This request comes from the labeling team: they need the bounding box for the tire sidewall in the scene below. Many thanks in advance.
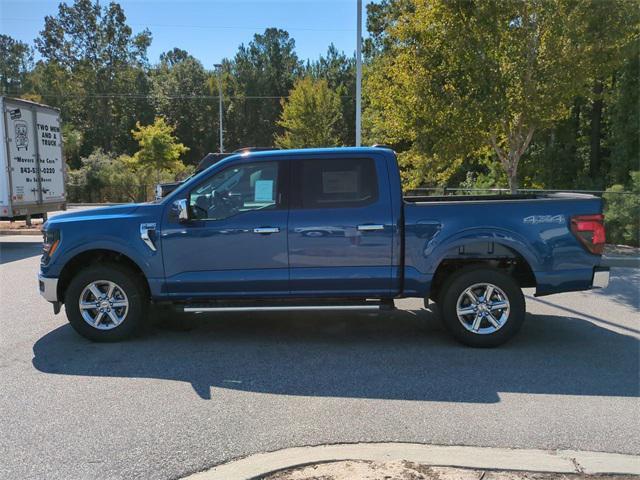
[65,264,147,342]
[439,267,525,347]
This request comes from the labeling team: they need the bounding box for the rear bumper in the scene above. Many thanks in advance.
[535,266,609,296]
[38,273,59,302]
[592,266,610,289]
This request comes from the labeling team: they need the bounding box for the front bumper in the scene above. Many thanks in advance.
[38,273,59,302]
[592,266,610,289]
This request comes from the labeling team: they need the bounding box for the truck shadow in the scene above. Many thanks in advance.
[0,242,42,265]
[32,308,639,402]
[591,267,640,310]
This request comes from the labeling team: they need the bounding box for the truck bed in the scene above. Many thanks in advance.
[403,192,596,203]
[401,192,604,297]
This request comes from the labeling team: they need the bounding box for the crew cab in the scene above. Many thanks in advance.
[38,147,609,347]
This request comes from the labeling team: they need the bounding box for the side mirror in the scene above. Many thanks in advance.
[173,198,189,223]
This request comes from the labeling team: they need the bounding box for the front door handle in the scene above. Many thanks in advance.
[253,227,280,234]
[357,224,384,232]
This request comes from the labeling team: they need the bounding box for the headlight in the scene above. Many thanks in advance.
[42,229,61,262]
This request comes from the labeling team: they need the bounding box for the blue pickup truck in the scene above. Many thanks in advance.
[38,147,609,347]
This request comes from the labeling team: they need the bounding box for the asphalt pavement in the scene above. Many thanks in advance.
[0,238,638,480]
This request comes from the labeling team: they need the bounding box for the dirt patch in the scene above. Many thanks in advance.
[0,219,44,231]
[261,461,637,480]
[261,460,478,480]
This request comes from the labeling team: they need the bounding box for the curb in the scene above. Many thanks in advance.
[67,203,123,207]
[0,235,42,243]
[0,229,41,236]
[602,255,640,268]
[182,443,640,480]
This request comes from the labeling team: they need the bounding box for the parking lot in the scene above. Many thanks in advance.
[0,237,638,480]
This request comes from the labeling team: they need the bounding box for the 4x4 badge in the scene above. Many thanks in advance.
[523,215,565,225]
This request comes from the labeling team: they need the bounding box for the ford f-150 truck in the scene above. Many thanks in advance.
[38,147,609,347]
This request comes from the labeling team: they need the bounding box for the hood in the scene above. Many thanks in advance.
[44,204,142,228]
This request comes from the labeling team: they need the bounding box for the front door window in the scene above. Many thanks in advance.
[189,161,279,221]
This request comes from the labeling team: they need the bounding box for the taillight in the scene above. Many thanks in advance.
[570,214,605,255]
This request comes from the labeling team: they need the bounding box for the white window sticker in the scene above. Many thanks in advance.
[322,171,358,194]
[254,180,274,202]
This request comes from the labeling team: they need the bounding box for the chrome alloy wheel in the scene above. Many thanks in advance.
[79,280,129,330]
[456,282,510,335]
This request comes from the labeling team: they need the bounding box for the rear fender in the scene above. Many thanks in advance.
[425,227,542,276]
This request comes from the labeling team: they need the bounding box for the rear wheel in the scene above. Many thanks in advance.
[438,267,525,347]
[64,263,148,342]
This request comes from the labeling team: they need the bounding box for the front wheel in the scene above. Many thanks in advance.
[64,263,148,342]
[439,267,525,347]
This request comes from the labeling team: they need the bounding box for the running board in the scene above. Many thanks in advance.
[183,305,382,313]
[181,299,393,313]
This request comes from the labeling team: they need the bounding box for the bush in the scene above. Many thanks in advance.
[66,148,194,203]
[604,171,640,247]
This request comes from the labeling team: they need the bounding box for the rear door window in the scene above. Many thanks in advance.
[293,158,378,209]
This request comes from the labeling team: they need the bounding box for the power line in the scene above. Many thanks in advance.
[3,17,355,33]
[7,92,355,99]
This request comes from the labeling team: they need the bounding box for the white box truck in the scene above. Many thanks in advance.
[0,97,66,221]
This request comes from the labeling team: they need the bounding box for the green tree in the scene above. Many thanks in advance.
[363,0,414,59]
[275,77,343,149]
[151,48,212,164]
[579,1,639,181]
[366,0,638,192]
[224,28,302,149]
[607,42,640,186]
[131,117,189,183]
[604,171,640,246]
[62,124,84,169]
[72,149,116,195]
[306,44,356,145]
[0,35,33,94]
[68,149,151,202]
[34,0,153,155]
[23,60,82,122]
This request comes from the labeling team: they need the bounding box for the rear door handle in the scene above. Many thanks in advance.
[357,224,384,232]
[253,227,280,234]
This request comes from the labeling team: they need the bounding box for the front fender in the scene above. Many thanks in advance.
[42,230,162,281]
[58,239,154,276]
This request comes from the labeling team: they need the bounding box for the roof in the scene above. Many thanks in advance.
[185,147,398,184]
[225,146,395,162]
[195,147,395,173]
[196,153,233,172]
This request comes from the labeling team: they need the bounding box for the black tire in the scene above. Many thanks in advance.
[438,266,525,347]
[64,263,148,342]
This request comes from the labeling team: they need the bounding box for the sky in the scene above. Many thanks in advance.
[0,0,371,66]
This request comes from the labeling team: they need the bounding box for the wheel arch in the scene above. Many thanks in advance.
[57,249,150,303]
[429,240,537,301]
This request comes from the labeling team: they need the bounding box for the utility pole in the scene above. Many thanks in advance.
[214,63,224,153]
[355,0,362,147]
